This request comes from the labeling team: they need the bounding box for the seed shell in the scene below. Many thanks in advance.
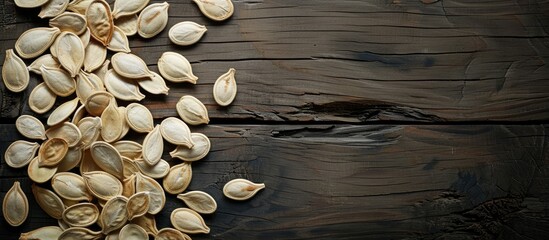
[3,181,29,227]
[2,49,30,92]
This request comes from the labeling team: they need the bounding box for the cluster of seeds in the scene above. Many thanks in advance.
[2,0,265,239]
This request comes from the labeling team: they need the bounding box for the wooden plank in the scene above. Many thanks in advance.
[1,0,549,122]
[0,124,548,239]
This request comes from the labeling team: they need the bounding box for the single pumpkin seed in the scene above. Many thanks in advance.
[111,52,154,79]
[58,227,102,240]
[137,2,170,38]
[40,65,76,97]
[4,140,40,168]
[170,208,210,234]
[85,91,114,116]
[162,162,192,195]
[134,158,170,179]
[169,21,207,46]
[127,192,150,220]
[135,172,165,215]
[170,133,210,162]
[77,116,102,149]
[86,0,114,46]
[100,195,128,234]
[62,202,99,227]
[142,125,163,166]
[83,39,107,72]
[104,69,145,101]
[101,99,124,143]
[113,140,142,160]
[29,82,57,114]
[28,54,60,75]
[125,103,154,133]
[45,122,83,148]
[56,31,85,77]
[2,182,29,227]
[115,14,138,36]
[2,49,30,92]
[176,95,210,125]
[16,115,47,140]
[14,0,49,8]
[90,141,125,179]
[108,26,131,53]
[19,226,63,240]
[156,228,192,240]
[38,138,69,167]
[79,149,103,174]
[32,184,66,220]
[213,68,237,106]
[51,172,93,201]
[119,223,148,240]
[76,71,99,105]
[160,117,194,148]
[177,190,217,214]
[39,0,69,18]
[28,156,58,183]
[67,0,93,14]
[223,178,265,201]
[49,12,88,35]
[15,27,60,59]
[112,0,149,19]
[57,146,84,172]
[122,156,140,179]
[137,71,169,95]
[157,52,197,83]
[193,0,234,21]
[47,97,80,126]
[83,171,123,201]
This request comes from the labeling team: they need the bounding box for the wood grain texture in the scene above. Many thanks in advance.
[0,0,548,122]
[1,124,548,239]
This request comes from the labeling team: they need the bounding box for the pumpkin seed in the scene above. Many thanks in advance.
[29,82,57,114]
[15,27,60,59]
[3,181,29,227]
[51,172,93,201]
[45,122,83,147]
[157,52,197,83]
[170,208,210,234]
[122,174,137,198]
[79,149,103,174]
[58,227,102,240]
[213,68,237,106]
[16,115,47,140]
[112,0,149,19]
[193,0,234,21]
[80,27,92,47]
[134,158,170,179]
[14,0,49,8]
[86,0,114,46]
[101,99,124,143]
[156,228,192,240]
[137,2,170,38]
[77,116,102,149]
[104,69,146,101]
[67,0,93,14]
[125,103,154,133]
[111,52,154,79]
[4,140,40,168]
[130,214,159,236]
[38,138,69,167]
[127,192,150,221]
[142,125,163,166]
[19,226,63,240]
[47,97,80,126]
[137,71,169,95]
[119,223,148,240]
[108,26,131,53]
[113,140,142,160]
[100,196,128,234]
[162,162,192,195]
[115,14,138,36]
[2,49,30,92]
[177,190,217,214]
[57,146,84,172]
[49,12,88,35]
[62,203,99,227]
[85,91,114,116]
[90,141,125,179]
[32,184,66,220]
[56,31,85,77]
[169,21,207,46]
[170,133,210,162]
[223,178,265,201]
[83,39,107,72]
[41,65,76,97]
[39,0,69,18]
[28,156,58,183]
[28,54,60,75]
[176,95,210,125]
[83,171,123,201]
[122,156,140,179]
[135,172,165,215]
[117,106,131,141]
[160,117,194,148]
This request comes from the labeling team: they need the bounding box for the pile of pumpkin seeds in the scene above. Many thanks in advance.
[2,0,265,239]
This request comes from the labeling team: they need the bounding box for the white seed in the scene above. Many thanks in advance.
[62,203,99,227]
[51,172,93,201]
[170,133,210,162]
[100,196,128,234]
[29,82,57,114]
[45,122,83,148]
[135,172,165,215]
[3,181,29,227]
[104,69,145,101]
[160,117,194,148]
[83,39,107,72]
[15,27,60,59]
[4,140,39,168]
[107,26,131,53]
[28,156,58,183]
[170,208,210,234]
[177,190,217,214]
[125,103,154,133]
[100,99,124,143]
[19,226,63,240]
[176,95,210,125]
[2,49,30,92]
[137,71,169,95]
[49,12,88,35]
[213,68,237,106]
[28,54,60,75]
[47,97,80,126]
[134,158,170,179]
[142,125,163,166]
[40,65,76,97]
[223,178,265,201]
[111,52,154,79]
[86,0,114,46]
[169,21,207,46]
[56,31,85,77]
[162,162,192,195]
[67,0,93,15]
[192,0,234,21]
[14,0,49,8]
[90,141,125,179]
[157,52,197,83]
[16,115,47,140]
[112,0,149,19]
[39,0,69,18]
[114,14,138,36]
[82,171,123,201]
[137,2,170,38]
[32,184,65,220]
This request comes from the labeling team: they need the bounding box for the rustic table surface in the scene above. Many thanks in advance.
[1,0,549,239]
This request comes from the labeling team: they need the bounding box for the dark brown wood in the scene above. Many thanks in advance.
[1,0,549,122]
[1,124,549,239]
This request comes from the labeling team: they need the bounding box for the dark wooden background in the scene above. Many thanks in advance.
[1,0,549,239]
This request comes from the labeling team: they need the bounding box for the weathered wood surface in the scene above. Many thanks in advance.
[1,124,549,239]
[0,0,549,122]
